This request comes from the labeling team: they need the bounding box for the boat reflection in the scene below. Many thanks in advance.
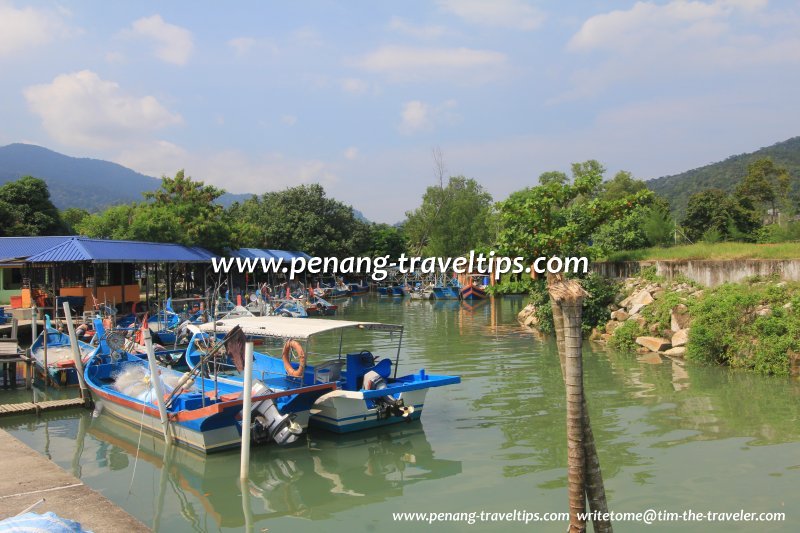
[87,414,461,528]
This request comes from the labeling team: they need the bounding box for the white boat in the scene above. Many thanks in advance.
[185,316,460,433]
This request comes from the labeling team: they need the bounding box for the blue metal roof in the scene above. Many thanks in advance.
[24,237,215,263]
[0,236,73,264]
[230,248,312,261]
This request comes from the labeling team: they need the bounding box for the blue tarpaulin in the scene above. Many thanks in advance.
[0,512,92,532]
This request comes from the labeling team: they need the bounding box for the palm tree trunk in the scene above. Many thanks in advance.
[548,274,612,533]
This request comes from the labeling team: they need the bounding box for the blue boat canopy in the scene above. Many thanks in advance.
[24,237,215,263]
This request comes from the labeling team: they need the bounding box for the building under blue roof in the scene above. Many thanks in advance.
[0,236,73,264]
[25,237,214,263]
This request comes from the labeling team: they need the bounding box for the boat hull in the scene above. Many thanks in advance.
[310,389,428,433]
[460,285,487,300]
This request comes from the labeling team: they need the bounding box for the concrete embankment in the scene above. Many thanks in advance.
[0,429,149,532]
[592,258,800,287]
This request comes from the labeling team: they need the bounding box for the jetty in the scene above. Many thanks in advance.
[0,397,87,417]
[0,430,149,531]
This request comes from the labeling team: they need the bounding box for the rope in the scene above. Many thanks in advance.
[127,394,149,497]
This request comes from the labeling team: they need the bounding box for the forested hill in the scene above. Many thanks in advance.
[647,136,800,219]
[0,143,248,211]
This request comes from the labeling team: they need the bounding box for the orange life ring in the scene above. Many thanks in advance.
[282,339,306,378]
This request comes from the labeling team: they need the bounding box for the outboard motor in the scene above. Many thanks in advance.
[363,370,415,420]
[250,380,303,445]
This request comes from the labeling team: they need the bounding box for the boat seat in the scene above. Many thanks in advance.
[314,359,345,383]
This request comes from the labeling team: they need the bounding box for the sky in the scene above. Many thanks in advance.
[1,0,799,223]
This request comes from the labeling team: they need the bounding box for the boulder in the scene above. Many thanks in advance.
[652,288,665,300]
[671,328,689,347]
[693,290,704,299]
[756,306,772,317]
[629,303,647,316]
[630,290,654,306]
[611,309,629,321]
[619,295,633,309]
[636,336,671,352]
[670,304,691,331]
[590,328,603,341]
[663,346,687,357]
[524,314,539,327]
[628,314,647,328]
[605,320,622,334]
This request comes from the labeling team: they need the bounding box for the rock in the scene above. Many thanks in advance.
[590,328,603,341]
[693,290,704,299]
[756,306,772,317]
[670,304,691,331]
[671,328,689,347]
[524,314,539,327]
[636,336,671,352]
[648,323,661,334]
[518,303,537,324]
[611,309,629,321]
[607,303,619,312]
[652,288,665,300]
[629,303,647,316]
[784,302,792,310]
[630,290,654,306]
[619,295,633,308]
[628,314,647,328]
[663,346,687,357]
[605,320,622,334]
[600,333,613,342]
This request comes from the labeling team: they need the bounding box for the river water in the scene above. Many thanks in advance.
[2,296,798,532]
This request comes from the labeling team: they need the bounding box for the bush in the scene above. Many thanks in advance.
[686,280,800,375]
[609,320,643,352]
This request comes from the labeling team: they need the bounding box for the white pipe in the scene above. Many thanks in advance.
[31,306,38,341]
[62,302,89,401]
[143,328,172,445]
[240,341,254,480]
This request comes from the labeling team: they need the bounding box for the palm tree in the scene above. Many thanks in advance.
[548,273,612,533]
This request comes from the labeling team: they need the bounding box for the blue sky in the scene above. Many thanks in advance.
[1,0,799,222]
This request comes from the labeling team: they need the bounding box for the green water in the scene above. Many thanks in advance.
[2,296,799,532]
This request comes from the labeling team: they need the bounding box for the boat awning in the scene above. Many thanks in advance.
[199,316,402,339]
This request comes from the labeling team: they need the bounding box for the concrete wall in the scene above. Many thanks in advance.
[592,259,800,287]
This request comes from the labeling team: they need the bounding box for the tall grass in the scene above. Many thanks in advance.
[603,242,800,262]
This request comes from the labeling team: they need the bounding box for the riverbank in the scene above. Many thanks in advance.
[518,270,800,376]
[0,429,149,532]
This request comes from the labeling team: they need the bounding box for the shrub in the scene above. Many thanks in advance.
[609,320,643,352]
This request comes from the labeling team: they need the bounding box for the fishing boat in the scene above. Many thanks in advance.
[84,320,335,453]
[29,320,96,386]
[346,281,370,296]
[186,316,460,433]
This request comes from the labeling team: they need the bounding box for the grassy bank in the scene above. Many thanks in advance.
[603,242,800,262]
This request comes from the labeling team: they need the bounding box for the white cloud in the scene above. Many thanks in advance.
[340,77,370,95]
[0,1,72,56]
[23,70,182,149]
[281,115,297,126]
[354,46,507,82]
[126,14,193,65]
[105,51,125,64]
[559,0,800,100]
[399,99,459,134]
[116,145,339,194]
[344,147,359,160]
[388,16,449,39]
[228,37,256,56]
[437,0,545,31]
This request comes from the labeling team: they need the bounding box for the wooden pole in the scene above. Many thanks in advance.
[62,302,90,404]
[240,341,254,480]
[42,316,49,388]
[143,328,172,445]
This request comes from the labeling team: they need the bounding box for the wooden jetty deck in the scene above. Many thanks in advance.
[0,397,87,418]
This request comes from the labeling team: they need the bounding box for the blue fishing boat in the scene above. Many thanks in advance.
[84,322,335,453]
[186,316,461,433]
[347,281,369,295]
[30,319,96,387]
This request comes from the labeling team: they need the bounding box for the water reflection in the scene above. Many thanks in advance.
[82,414,461,529]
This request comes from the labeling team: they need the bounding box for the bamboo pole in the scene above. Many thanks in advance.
[62,302,90,404]
[240,341,254,480]
[143,328,172,445]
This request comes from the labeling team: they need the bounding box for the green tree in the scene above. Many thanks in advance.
[598,170,648,201]
[0,176,67,236]
[61,207,90,234]
[78,170,231,252]
[228,184,370,257]
[404,176,494,257]
[736,158,791,224]
[365,223,407,259]
[496,160,653,263]
[682,189,760,242]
